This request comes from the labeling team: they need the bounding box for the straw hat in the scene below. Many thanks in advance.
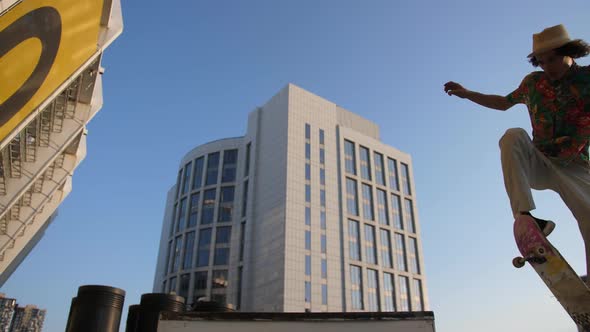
[528,24,579,57]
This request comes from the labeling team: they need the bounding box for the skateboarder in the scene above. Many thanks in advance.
[444,24,590,275]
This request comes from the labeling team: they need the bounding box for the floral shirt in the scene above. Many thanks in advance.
[506,63,590,165]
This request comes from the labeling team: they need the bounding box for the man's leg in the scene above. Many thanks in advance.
[499,128,552,217]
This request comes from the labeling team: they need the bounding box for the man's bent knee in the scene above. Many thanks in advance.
[499,128,529,149]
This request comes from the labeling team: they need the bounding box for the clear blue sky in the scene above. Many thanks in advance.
[3,1,590,331]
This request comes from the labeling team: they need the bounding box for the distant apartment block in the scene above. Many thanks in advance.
[0,0,123,286]
[153,84,429,313]
[0,295,45,332]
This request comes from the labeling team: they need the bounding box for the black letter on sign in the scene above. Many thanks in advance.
[0,7,61,126]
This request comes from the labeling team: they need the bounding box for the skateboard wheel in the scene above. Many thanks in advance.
[512,257,525,268]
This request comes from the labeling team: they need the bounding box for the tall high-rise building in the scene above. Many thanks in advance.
[9,305,45,332]
[153,84,429,313]
[0,0,123,286]
[0,295,16,332]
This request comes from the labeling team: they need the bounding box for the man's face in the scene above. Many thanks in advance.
[535,50,573,80]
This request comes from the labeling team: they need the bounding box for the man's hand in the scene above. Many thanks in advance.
[444,81,470,98]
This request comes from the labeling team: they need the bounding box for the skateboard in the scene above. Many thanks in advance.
[513,215,590,330]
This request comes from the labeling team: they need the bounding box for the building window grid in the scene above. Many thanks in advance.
[188,193,200,229]
[344,140,356,175]
[401,163,412,196]
[175,169,182,200]
[201,189,216,225]
[394,233,408,272]
[192,157,205,190]
[374,152,386,186]
[376,189,389,226]
[213,226,231,266]
[346,178,359,216]
[405,199,416,233]
[387,158,400,192]
[221,149,238,183]
[182,231,196,270]
[364,224,377,265]
[361,184,374,221]
[399,276,411,311]
[367,269,380,311]
[205,152,220,186]
[181,161,192,196]
[348,220,361,261]
[380,229,393,268]
[242,180,248,218]
[359,146,372,181]
[176,198,187,232]
[350,265,364,310]
[218,186,235,223]
[383,272,396,312]
[171,235,183,273]
[413,279,424,311]
[391,194,403,230]
[409,237,421,274]
[244,143,251,177]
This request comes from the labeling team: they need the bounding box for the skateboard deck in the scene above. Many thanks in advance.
[513,215,590,329]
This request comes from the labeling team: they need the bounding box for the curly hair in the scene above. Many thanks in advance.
[529,39,590,67]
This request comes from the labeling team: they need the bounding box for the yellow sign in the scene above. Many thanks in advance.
[0,0,104,142]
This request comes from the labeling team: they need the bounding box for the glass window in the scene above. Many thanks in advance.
[205,152,220,186]
[245,143,251,176]
[364,224,377,264]
[175,170,182,199]
[171,236,182,273]
[348,219,361,261]
[218,187,235,222]
[321,258,327,279]
[192,157,205,190]
[305,123,311,139]
[239,221,245,261]
[395,233,408,272]
[305,163,311,181]
[413,279,424,311]
[214,247,230,265]
[221,149,238,183]
[164,241,172,276]
[305,207,311,225]
[383,273,396,311]
[319,129,325,145]
[242,180,248,218]
[374,152,386,186]
[305,255,311,276]
[182,231,195,270]
[321,284,328,305]
[169,204,177,237]
[405,199,416,233]
[391,194,403,229]
[216,226,232,244]
[305,281,312,303]
[181,161,192,196]
[346,178,359,216]
[305,184,311,203]
[377,189,389,225]
[362,184,374,221]
[409,237,421,274]
[380,229,393,268]
[320,211,326,230]
[320,168,325,185]
[367,269,380,311]
[193,271,208,298]
[350,265,363,310]
[196,228,212,267]
[188,193,200,228]
[319,148,325,164]
[306,143,311,160]
[169,276,177,294]
[344,140,356,175]
[305,231,311,250]
[320,189,326,207]
[359,146,371,181]
[201,189,216,225]
[177,198,187,232]
[401,163,412,195]
[212,269,228,288]
[321,234,327,254]
[399,276,410,311]
[179,274,190,300]
[387,158,400,191]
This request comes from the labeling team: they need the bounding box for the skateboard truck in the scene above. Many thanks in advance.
[513,247,547,268]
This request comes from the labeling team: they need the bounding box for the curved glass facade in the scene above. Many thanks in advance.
[160,139,247,307]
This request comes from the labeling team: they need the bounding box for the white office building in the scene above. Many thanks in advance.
[153,84,429,313]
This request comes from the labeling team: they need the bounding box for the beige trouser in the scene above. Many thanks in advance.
[499,128,590,278]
